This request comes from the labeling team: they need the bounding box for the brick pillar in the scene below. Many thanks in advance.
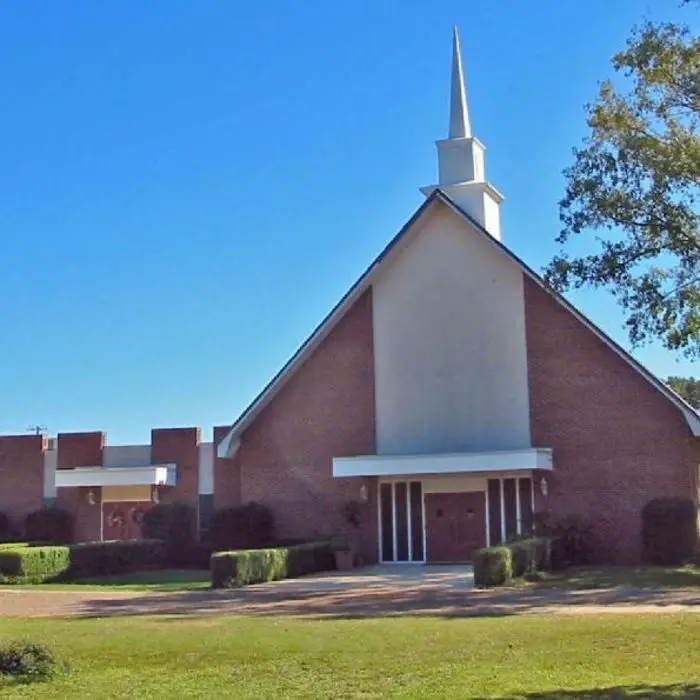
[56,432,105,542]
[151,427,200,508]
[213,425,241,509]
[0,435,45,536]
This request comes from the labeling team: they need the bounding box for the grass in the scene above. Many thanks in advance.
[0,569,211,593]
[528,565,700,591]
[0,615,698,698]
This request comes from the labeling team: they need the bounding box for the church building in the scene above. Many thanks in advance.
[214,28,700,565]
[1,29,698,563]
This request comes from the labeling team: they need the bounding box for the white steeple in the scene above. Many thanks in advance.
[449,26,471,139]
[421,27,504,240]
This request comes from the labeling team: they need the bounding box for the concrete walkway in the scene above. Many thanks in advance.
[0,565,698,619]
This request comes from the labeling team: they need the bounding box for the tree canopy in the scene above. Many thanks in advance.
[666,375,700,407]
[544,7,700,357]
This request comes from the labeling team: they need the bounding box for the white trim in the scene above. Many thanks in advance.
[99,499,104,542]
[406,482,413,562]
[55,465,176,488]
[215,190,700,459]
[499,478,505,544]
[515,477,522,536]
[333,448,552,478]
[421,486,427,564]
[391,481,397,562]
[485,484,491,547]
[377,482,384,563]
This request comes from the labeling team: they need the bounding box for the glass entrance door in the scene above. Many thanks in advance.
[379,480,425,562]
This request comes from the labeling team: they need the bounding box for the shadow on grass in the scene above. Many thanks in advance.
[537,566,700,591]
[494,683,700,698]
[69,579,700,620]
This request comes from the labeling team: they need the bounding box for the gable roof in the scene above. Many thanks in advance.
[218,189,700,457]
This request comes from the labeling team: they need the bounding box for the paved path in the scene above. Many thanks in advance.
[1,566,699,619]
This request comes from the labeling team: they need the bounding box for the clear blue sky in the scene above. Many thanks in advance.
[1,1,697,443]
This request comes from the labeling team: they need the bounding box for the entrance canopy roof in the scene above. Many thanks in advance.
[55,464,176,488]
[332,448,552,478]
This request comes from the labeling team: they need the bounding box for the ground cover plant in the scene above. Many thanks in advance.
[0,615,698,698]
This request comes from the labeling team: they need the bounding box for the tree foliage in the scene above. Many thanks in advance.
[545,9,700,356]
[666,375,700,407]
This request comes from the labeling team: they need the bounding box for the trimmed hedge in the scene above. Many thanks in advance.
[473,546,512,587]
[68,539,166,578]
[508,537,552,577]
[0,545,71,581]
[642,497,698,565]
[0,539,166,584]
[211,541,334,589]
[25,507,73,545]
[0,511,9,539]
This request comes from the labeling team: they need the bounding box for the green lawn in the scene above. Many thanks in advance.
[0,569,211,593]
[530,565,700,591]
[1,615,699,698]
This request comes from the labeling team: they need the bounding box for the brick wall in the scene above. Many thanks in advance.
[223,289,378,564]
[213,424,240,507]
[0,435,45,535]
[56,432,105,542]
[524,277,699,563]
[151,427,200,509]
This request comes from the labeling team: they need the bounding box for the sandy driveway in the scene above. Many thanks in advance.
[1,566,699,619]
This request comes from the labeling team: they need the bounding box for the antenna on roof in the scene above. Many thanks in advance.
[26,425,47,436]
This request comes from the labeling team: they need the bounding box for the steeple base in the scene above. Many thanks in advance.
[420,181,504,241]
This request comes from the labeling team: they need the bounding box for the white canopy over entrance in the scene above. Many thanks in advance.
[332,448,552,478]
[55,464,176,488]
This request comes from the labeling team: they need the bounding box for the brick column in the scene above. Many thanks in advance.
[0,435,45,535]
[56,432,105,542]
[213,425,241,509]
[151,427,200,508]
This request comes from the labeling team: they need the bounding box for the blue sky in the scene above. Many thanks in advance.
[1,1,697,443]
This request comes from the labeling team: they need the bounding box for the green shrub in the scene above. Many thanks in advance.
[211,541,332,589]
[210,502,274,552]
[24,507,73,545]
[508,537,552,577]
[472,546,513,587]
[642,497,698,565]
[0,642,62,682]
[67,539,166,578]
[0,546,71,582]
[0,512,8,539]
[141,503,198,568]
[0,540,166,583]
[534,512,594,568]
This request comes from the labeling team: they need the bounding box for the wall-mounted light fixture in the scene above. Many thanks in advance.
[152,486,160,505]
[540,476,549,498]
[87,489,97,506]
[359,484,368,503]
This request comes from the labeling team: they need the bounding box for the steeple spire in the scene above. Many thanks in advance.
[420,26,505,240]
[449,26,471,139]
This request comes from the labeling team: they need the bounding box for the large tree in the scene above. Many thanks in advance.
[544,8,700,357]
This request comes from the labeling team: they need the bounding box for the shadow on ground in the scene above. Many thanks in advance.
[492,683,700,698]
[70,582,700,620]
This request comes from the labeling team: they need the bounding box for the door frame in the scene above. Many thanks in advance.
[377,478,427,564]
[377,472,536,563]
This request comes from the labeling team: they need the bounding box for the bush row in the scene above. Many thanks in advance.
[211,541,334,589]
[0,539,166,584]
[473,536,552,587]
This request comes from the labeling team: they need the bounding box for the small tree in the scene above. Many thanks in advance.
[642,497,698,564]
[209,502,274,552]
[25,507,73,544]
